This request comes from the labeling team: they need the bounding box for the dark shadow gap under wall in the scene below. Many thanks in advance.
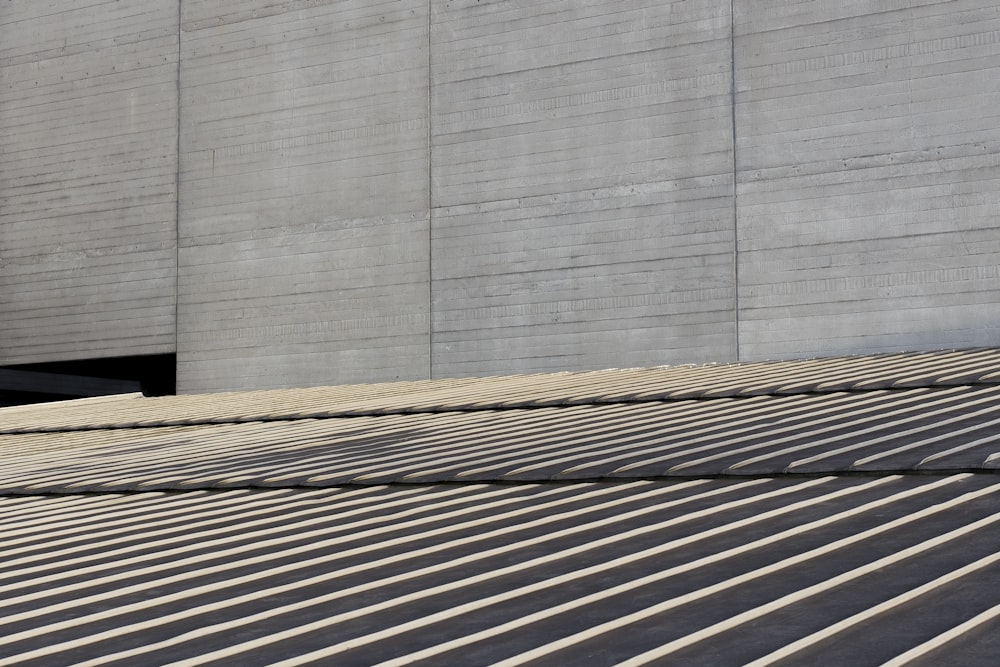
[0,354,176,406]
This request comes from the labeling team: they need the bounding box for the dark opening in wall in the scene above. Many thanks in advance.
[0,354,176,407]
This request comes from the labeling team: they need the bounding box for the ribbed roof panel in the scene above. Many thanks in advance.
[1,386,999,492]
[2,349,1000,433]
[3,350,1000,664]
[1,476,998,665]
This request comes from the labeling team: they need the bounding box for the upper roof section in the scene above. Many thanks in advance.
[2,349,1000,493]
[3,348,1000,434]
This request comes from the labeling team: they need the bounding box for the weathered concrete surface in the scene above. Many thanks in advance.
[735,0,1000,360]
[0,0,178,364]
[175,1,430,392]
[429,0,737,376]
[5,0,1000,391]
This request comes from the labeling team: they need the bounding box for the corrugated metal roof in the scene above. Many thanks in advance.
[3,348,1000,433]
[2,476,998,666]
[1,349,999,665]
[2,384,999,492]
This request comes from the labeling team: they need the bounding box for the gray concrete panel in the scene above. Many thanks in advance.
[176,0,430,392]
[735,0,1000,360]
[429,0,737,376]
[0,0,179,364]
[7,0,1000,391]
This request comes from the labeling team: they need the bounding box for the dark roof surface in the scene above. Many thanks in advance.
[1,350,999,665]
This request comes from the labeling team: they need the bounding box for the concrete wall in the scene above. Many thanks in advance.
[0,0,178,365]
[3,0,1000,392]
[735,0,1000,360]
[429,0,736,376]
[175,0,738,391]
[176,0,430,392]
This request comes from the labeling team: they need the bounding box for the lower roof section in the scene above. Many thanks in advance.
[2,475,998,666]
[2,349,1000,665]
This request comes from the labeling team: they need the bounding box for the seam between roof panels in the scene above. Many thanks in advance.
[0,468,995,498]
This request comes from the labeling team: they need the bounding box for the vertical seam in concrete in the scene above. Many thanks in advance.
[730,0,741,362]
[427,0,434,380]
[174,0,183,367]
